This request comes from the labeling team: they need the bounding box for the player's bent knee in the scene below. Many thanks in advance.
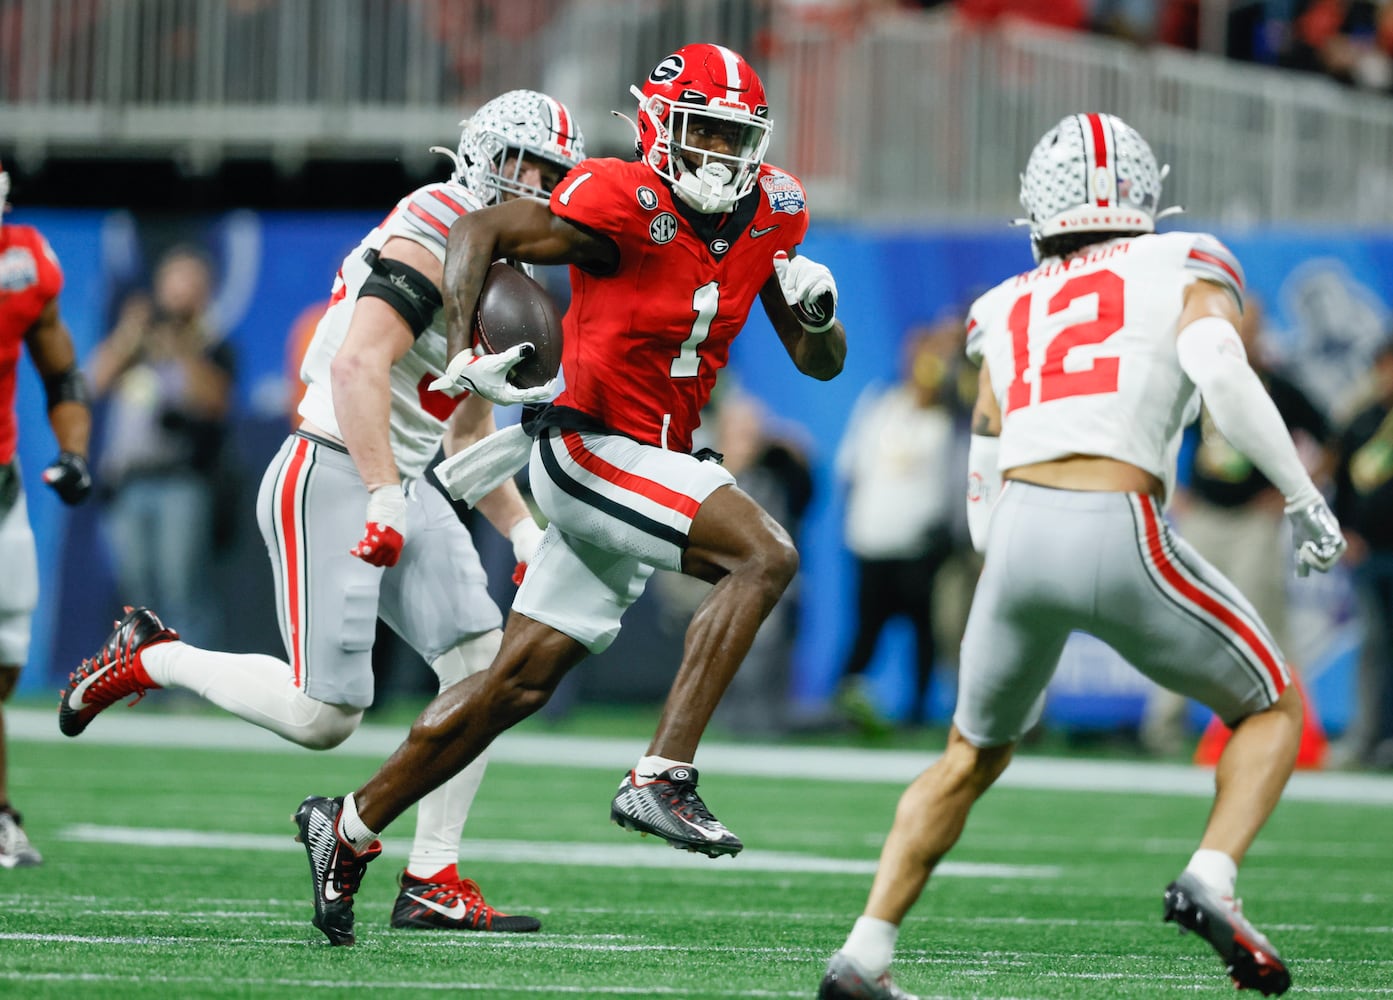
[295,699,364,750]
[431,629,502,692]
[943,729,1014,791]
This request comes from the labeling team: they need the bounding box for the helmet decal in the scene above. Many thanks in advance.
[437,89,586,206]
[1019,113,1168,262]
[650,54,684,84]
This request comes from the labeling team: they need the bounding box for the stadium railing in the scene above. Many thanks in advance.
[2,0,1391,224]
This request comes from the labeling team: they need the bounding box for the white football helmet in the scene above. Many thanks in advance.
[1019,113,1170,262]
[436,90,585,204]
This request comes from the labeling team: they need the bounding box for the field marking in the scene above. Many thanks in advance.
[13,709,1393,806]
[2,955,1391,998]
[56,823,1059,879]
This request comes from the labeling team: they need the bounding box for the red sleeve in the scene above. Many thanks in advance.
[550,159,640,238]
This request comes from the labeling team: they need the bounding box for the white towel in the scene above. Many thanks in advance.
[434,423,532,506]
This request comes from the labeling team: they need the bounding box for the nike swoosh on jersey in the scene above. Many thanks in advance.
[67,663,115,711]
[406,891,467,920]
[749,224,780,238]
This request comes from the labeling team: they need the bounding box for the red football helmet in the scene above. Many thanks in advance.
[630,43,771,214]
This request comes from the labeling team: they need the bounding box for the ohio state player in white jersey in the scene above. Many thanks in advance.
[820,115,1344,1000]
[58,91,583,940]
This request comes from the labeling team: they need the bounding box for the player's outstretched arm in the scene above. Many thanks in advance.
[1175,279,1346,574]
[759,254,845,380]
[443,199,616,361]
[25,298,93,505]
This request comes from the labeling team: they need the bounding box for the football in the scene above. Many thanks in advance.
[473,261,564,389]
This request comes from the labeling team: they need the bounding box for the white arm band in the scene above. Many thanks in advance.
[1175,316,1320,510]
[967,434,1002,554]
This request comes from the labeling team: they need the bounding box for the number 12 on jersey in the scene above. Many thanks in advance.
[1006,269,1125,414]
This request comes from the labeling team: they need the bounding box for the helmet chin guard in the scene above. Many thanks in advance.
[1019,113,1173,262]
[630,43,771,214]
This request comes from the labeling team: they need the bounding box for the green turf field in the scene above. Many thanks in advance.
[2,705,1390,999]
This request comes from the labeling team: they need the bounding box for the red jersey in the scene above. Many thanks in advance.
[549,158,809,452]
[0,224,63,464]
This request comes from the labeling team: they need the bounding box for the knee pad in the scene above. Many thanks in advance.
[431,629,502,692]
[296,697,364,750]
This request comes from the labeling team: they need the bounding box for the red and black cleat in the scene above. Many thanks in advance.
[391,869,540,932]
[1164,871,1291,996]
[58,606,177,737]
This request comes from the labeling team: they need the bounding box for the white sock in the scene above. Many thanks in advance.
[140,642,361,749]
[409,750,488,877]
[843,916,899,978]
[1185,848,1238,898]
[338,793,379,853]
[636,754,688,780]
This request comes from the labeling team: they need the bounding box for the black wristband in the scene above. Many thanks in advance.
[42,366,90,412]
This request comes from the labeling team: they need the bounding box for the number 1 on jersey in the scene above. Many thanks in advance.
[1006,269,1125,413]
[671,281,719,378]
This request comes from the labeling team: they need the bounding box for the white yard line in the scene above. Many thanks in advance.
[12,708,1393,805]
[54,823,1058,879]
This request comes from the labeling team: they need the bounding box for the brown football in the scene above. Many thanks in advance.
[472,261,564,389]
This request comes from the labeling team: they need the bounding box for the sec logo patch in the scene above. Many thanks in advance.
[650,213,678,244]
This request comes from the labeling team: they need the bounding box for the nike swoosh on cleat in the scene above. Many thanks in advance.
[407,892,467,920]
[749,224,779,238]
[67,664,115,711]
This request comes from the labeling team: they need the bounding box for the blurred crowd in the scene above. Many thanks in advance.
[886,0,1393,94]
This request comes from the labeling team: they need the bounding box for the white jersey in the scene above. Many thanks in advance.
[297,180,485,481]
[966,231,1244,501]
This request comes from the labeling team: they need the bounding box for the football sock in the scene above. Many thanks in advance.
[636,754,688,780]
[140,643,362,748]
[408,750,488,878]
[338,793,379,854]
[406,863,460,884]
[843,915,899,978]
[1185,848,1238,899]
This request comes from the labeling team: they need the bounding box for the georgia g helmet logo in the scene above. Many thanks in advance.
[649,55,684,84]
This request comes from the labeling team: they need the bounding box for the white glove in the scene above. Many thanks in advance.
[1286,496,1346,577]
[508,517,545,585]
[428,343,556,406]
[773,251,838,333]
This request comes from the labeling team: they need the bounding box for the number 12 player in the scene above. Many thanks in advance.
[819,114,1345,999]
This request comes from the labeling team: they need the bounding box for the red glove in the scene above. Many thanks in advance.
[350,483,407,567]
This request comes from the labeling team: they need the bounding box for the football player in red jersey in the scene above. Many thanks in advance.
[293,43,846,938]
[0,159,92,868]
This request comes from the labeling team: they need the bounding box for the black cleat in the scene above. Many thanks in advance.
[1164,871,1291,995]
[293,795,382,946]
[390,870,540,932]
[59,606,177,737]
[818,951,921,1000]
[609,766,743,858]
